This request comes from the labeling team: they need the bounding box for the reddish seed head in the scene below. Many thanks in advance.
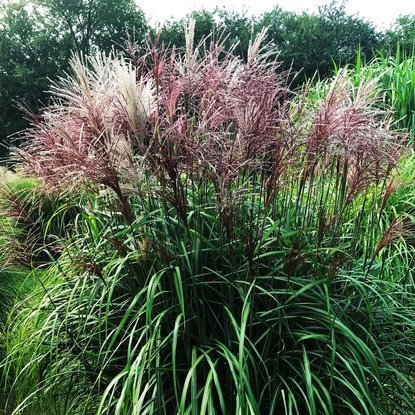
[15,27,401,227]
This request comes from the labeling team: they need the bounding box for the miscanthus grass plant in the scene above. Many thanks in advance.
[2,24,415,414]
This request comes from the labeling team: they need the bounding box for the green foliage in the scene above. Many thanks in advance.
[0,174,79,266]
[39,0,148,56]
[3,166,415,414]
[258,2,381,82]
[0,0,148,155]
[333,51,415,138]
[384,15,415,55]
[0,171,36,363]
[372,53,415,137]
[0,0,67,151]
[0,268,27,335]
[159,9,253,60]
[0,169,81,406]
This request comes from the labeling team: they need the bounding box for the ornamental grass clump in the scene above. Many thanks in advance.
[2,23,415,415]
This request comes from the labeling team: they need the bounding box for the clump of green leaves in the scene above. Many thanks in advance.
[2,25,415,415]
[333,49,415,140]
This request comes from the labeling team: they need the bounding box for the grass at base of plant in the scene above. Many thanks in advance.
[2,177,415,414]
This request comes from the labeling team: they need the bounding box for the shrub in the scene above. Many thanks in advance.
[2,23,415,414]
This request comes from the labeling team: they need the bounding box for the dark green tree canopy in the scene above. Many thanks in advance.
[159,9,254,60]
[384,15,415,55]
[0,1,66,149]
[39,0,148,56]
[0,0,148,153]
[159,3,380,82]
[258,2,381,81]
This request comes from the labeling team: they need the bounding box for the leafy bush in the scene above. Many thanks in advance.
[2,24,415,415]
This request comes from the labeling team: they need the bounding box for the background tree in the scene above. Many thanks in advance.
[159,3,380,83]
[0,1,66,152]
[0,0,148,155]
[159,9,254,60]
[159,10,216,51]
[40,0,148,57]
[258,1,381,82]
[215,9,254,60]
[384,15,415,55]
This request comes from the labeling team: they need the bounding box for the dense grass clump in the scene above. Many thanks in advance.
[1,24,415,414]
[0,171,79,372]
